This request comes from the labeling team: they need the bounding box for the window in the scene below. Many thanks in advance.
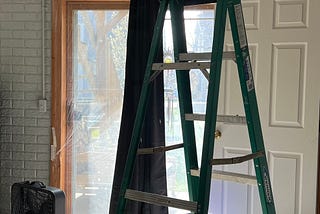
[52,1,214,213]
[51,1,129,213]
[69,9,129,214]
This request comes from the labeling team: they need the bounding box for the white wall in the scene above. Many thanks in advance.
[0,0,51,213]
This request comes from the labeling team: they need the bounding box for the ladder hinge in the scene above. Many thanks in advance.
[211,150,264,165]
[137,143,184,155]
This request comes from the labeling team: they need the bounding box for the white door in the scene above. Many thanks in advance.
[210,0,320,213]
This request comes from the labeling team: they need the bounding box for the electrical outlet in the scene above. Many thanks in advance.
[39,99,47,112]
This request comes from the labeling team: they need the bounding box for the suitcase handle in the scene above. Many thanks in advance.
[30,181,46,188]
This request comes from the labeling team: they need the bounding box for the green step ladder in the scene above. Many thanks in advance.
[116,0,276,213]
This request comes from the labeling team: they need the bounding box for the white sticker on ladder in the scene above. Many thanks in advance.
[234,4,247,48]
[244,56,255,91]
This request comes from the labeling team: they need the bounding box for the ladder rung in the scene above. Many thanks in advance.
[190,169,257,186]
[125,189,198,212]
[137,143,184,155]
[185,113,246,124]
[152,62,211,70]
[179,51,236,61]
[211,151,265,165]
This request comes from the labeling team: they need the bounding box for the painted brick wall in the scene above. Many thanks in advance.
[0,0,51,213]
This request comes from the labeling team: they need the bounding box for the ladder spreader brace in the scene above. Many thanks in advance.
[115,0,276,213]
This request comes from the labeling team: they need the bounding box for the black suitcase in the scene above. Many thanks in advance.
[11,181,65,214]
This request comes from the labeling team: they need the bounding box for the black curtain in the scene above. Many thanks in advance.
[109,0,168,213]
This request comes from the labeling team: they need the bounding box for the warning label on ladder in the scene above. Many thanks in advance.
[263,167,273,203]
[234,4,247,48]
[243,56,254,91]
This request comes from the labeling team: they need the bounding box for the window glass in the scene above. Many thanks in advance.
[70,10,128,214]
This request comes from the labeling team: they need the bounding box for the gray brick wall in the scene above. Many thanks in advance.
[0,0,51,213]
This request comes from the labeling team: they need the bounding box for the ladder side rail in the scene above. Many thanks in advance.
[169,0,200,201]
[116,0,170,213]
[196,0,228,213]
[227,1,276,213]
